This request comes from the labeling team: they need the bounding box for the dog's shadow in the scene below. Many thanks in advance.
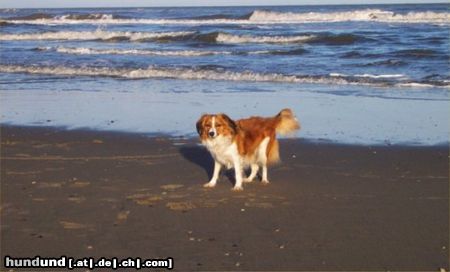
[179,145,236,185]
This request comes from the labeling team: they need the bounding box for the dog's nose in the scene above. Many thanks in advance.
[209,131,215,137]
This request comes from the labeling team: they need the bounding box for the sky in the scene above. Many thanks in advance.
[0,0,445,9]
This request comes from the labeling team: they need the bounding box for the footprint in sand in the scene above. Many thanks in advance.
[244,202,274,208]
[37,181,64,188]
[166,192,190,199]
[127,193,163,206]
[59,220,91,230]
[166,201,196,211]
[69,181,91,188]
[7,170,42,175]
[160,184,184,190]
[67,196,86,203]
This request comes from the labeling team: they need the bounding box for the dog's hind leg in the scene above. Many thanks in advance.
[243,164,259,183]
[261,164,269,184]
[258,137,271,184]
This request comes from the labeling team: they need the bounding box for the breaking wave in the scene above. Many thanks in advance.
[1,64,448,88]
[37,46,230,57]
[7,12,127,21]
[0,30,196,42]
[214,32,316,44]
[247,9,450,24]
[2,30,358,45]
[36,46,308,56]
[0,30,317,44]
[3,9,449,25]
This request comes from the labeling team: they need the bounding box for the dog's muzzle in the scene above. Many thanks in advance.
[208,130,216,138]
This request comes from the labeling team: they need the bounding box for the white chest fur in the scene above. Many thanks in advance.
[203,135,238,169]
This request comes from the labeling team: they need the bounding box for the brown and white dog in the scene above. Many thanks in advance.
[196,109,300,191]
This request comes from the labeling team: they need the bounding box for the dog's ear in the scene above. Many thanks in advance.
[196,114,208,135]
[220,114,238,135]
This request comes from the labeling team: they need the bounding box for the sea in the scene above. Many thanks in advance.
[0,4,449,145]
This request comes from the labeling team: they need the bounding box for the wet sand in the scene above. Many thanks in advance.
[1,125,448,271]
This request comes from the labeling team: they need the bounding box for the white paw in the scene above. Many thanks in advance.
[243,177,254,183]
[231,186,244,192]
[203,182,216,188]
[261,180,270,185]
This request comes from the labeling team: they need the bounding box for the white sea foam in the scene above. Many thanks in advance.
[2,64,447,88]
[56,13,115,20]
[248,9,450,24]
[0,64,351,85]
[39,46,230,57]
[38,46,303,56]
[4,9,449,25]
[331,73,407,79]
[354,73,406,79]
[330,73,347,77]
[5,17,239,25]
[0,29,315,44]
[1,8,17,13]
[0,30,195,41]
[396,82,437,88]
[215,33,315,44]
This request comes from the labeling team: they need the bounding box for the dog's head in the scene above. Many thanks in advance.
[196,113,237,140]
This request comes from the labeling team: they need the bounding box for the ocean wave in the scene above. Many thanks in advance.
[0,29,320,44]
[355,73,406,79]
[37,46,307,57]
[8,12,127,21]
[393,49,443,58]
[57,14,128,20]
[0,30,196,42]
[341,51,382,59]
[37,46,230,56]
[249,48,307,55]
[184,13,247,20]
[341,49,446,60]
[1,64,448,88]
[0,64,308,83]
[4,9,449,25]
[309,33,371,45]
[7,12,54,20]
[360,59,407,67]
[396,82,437,88]
[330,73,407,79]
[215,32,316,44]
[0,8,18,13]
[247,9,450,24]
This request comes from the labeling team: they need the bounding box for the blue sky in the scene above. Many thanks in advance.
[0,0,444,8]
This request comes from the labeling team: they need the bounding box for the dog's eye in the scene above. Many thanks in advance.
[216,124,222,128]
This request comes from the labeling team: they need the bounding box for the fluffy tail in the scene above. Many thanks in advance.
[274,108,300,136]
[266,109,300,165]
[267,139,280,165]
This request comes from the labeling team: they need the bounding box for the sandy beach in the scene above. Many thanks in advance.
[1,125,448,271]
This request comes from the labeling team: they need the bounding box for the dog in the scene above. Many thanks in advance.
[196,108,300,191]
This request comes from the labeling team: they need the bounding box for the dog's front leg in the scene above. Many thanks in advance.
[231,158,243,191]
[204,161,221,188]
